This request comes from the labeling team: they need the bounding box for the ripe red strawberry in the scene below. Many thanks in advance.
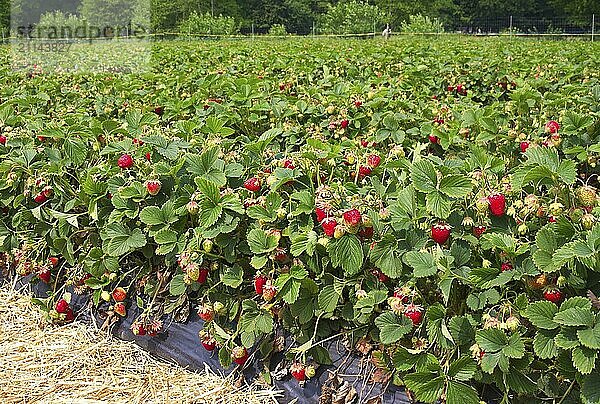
[154,106,164,116]
[254,275,267,295]
[39,268,51,283]
[198,305,215,322]
[545,120,560,134]
[321,218,338,237]
[133,138,144,146]
[145,152,151,161]
[0,135,6,145]
[358,226,374,239]
[428,135,440,144]
[145,180,161,196]
[315,207,327,223]
[131,321,146,336]
[472,225,486,238]
[488,193,506,217]
[65,308,75,322]
[290,363,306,382]
[37,135,46,142]
[447,85,454,92]
[34,193,47,204]
[117,154,134,169]
[201,337,217,351]
[367,154,381,168]
[501,262,513,272]
[244,177,261,192]
[358,165,372,178]
[283,159,295,169]
[112,287,127,302]
[404,304,424,326]
[114,302,126,317]
[370,268,389,282]
[197,267,209,284]
[354,100,362,108]
[273,248,288,263]
[42,186,53,198]
[56,299,69,314]
[231,346,248,365]
[360,139,369,148]
[519,141,530,153]
[543,288,563,303]
[343,209,362,226]
[431,222,451,244]
[393,287,410,303]
[48,257,59,267]
[340,119,349,129]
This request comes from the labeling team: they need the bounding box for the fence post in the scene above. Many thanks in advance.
[373,20,376,38]
[509,15,513,38]
[312,21,315,37]
[593,14,595,42]
[252,23,254,41]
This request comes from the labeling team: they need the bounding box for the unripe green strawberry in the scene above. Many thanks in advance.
[305,365,316,379]
[186,262,200,281]
[101,290,111,302]
[582,213,596,230]
[577,185,597,207]
[548,202,564,216]
[203,239,213,253]
[556,275,567,288]
[262,284,277,302]
[475,197,489,213]
[505,316,520,332]
[213,301,226,315]
[333,226,345,239]
[187,201,199,215]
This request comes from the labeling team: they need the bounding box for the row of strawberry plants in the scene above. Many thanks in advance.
[1,38,600,402]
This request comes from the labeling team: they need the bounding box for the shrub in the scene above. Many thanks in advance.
[267,24,288,36]
[400,14,444,34]
[33,11,88,39]
[178,12,239,36]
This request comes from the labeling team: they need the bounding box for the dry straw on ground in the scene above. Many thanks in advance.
[0,286,281,404]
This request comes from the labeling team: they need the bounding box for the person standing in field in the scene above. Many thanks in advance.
[382,24,390,39]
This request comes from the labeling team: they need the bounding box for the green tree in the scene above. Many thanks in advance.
[317,0,385,35]
[80,0,136,31]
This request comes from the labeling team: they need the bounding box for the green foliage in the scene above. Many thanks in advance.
[33,11,88,38]
[400,14,444,33]
[178,12,239,36]
[317,0,384,34]
[267,24,288,36]
[1,37,600,403]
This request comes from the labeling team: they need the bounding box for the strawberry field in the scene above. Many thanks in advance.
[2,37,600,403]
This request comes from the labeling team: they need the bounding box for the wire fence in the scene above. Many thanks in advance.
[0,15,597,43]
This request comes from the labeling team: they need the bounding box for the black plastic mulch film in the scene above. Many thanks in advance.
[5,276,411,404]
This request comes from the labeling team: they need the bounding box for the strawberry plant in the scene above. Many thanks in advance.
[1,37,600,402]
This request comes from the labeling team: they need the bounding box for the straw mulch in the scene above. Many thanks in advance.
[0,286,281,404]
